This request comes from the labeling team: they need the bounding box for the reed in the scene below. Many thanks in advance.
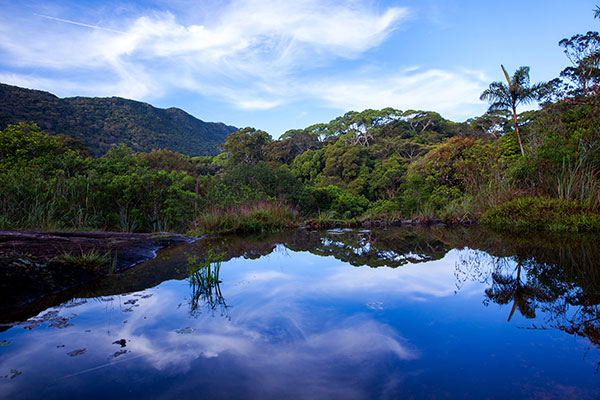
[191,201,298,235]
[187,250,227,316]
[555,155,600,212]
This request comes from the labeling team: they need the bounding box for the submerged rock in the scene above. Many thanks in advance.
[67,348,86,357]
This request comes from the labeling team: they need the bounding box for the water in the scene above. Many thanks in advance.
[0,227,599,399]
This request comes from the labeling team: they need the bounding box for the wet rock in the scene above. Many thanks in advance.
[63,300,87,308]
[3,369,22,379]
[108,350,127,360]
[0,230,195,314]
[67,348,86,357]
[48,317,74,329]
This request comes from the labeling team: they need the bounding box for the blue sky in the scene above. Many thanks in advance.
[0,0,598,137]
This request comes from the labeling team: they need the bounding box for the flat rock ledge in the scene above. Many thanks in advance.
[0,230,196,312]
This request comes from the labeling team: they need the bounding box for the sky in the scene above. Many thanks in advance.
[0,0,598,137]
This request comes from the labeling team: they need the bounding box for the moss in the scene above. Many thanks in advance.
[481,196,600,233]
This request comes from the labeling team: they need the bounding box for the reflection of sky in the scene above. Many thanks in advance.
[0,246,598,399]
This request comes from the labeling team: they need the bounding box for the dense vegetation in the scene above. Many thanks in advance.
[1,10,599,234]
[0,84,237,157]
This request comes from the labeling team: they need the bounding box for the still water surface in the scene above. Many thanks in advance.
[0,227,599,399]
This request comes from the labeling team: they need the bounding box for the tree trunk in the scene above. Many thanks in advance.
[511,105,525,157]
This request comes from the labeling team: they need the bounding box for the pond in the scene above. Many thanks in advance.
[0,227,599,399]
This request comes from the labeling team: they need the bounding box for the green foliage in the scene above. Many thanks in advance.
[187,249,226,315]
[0,122,87,173]
[188,250,223,286]
[0,83,236,156]
[1,75,598,236]
[311,185,368,218]
[481,197,600,232]
[558,31,600,96]
[263,130,319,165]
[290,149,325,182]
[56,249,110,273]
[480,65,549,156]
[223,127,272,165]
[192,202,298,235]
[0,125,201,232]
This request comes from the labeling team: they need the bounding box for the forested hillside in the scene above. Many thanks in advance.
[0,84,237,156]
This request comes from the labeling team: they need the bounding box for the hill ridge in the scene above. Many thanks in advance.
[0,83,237,156]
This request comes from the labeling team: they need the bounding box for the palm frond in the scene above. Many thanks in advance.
[512,66,531,88]
[501,65,511,86]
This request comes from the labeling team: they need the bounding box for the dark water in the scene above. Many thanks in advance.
[1,227,599,399]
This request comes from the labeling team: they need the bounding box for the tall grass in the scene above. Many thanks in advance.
[555,155,600,212]
[190,201,298,235]
[481,196,600,233]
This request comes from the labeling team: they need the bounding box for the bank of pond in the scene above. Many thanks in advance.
[0,226,599,399]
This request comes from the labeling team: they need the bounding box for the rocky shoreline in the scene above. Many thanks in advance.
[0,230,196,314]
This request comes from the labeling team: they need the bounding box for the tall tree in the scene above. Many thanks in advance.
[223,127,272,165]
[559,31,600,96]
[480,65,546,157]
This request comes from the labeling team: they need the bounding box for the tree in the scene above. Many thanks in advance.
[223,127,272,165]
[480,65,547,157]
[559,31,600,96]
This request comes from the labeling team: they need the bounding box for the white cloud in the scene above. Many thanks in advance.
[0,1,491,121]
[0,1,408,104]
[305,68,489,120]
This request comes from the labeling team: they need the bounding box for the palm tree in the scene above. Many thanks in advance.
[480,65,546,157]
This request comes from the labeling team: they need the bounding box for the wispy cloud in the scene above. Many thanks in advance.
[0,1,487,121]
[305,68,488,120]
[35,14,126,33]
[0,1,407,99]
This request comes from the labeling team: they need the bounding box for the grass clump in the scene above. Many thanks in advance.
[187,250,227,315]
[187,251,223,286]
[481,196,600,233]
[191,201,298,235]
[56,249,111,273]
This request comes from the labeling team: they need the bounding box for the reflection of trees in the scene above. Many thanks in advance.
[199,228,451,269]
[483,259,557,321]
[456,233,600,365]
[296,229,449,268]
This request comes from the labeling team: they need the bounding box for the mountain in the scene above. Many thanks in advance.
[0,83,237,157]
